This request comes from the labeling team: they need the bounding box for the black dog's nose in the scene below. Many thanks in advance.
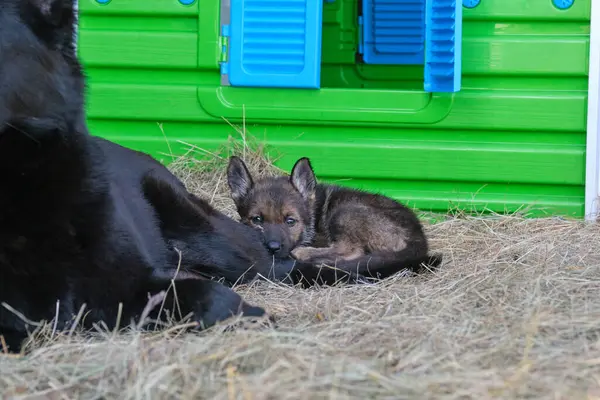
[266,241,281,253]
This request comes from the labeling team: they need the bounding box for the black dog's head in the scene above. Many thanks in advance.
[0,0,85,151]
[226,156,317,258]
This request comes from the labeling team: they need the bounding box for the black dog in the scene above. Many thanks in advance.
[0,0,428,354]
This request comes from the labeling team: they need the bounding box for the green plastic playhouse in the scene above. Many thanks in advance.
[76,0,592,218]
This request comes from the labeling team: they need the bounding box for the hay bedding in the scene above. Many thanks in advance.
[2,135,600,399]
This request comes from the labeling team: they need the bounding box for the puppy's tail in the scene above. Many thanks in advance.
[331,249,443,281]
[271,248,442,287]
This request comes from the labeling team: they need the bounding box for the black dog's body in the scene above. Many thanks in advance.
[0,0,431,353]
[0,125,260,351]
[0,0,273,353]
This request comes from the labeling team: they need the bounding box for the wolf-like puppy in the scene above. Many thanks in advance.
[227,156,442,278]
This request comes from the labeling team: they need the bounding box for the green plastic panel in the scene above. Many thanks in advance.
[78,0,591,218]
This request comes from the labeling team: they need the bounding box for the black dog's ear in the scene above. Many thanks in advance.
[290,157,317,199]
[227,156,254,206]
[27,0,75,25]
[21,0,78,58]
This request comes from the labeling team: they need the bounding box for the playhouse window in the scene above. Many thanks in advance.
[219,0,462,93]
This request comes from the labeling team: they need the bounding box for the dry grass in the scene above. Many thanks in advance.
[2,128,600,400]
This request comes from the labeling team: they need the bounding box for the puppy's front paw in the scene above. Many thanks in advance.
[290,246,312,261]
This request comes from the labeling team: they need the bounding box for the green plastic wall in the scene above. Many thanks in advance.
[77,0,591,217]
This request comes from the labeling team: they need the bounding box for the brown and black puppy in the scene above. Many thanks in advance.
[227,156,442,277]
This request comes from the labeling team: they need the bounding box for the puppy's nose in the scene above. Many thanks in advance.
[266,241,281,253]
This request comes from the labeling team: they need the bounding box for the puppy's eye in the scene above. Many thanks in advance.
[285,217,297,227]
[251,216,263,224]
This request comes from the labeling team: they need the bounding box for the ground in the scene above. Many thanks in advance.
[1,133,600,399]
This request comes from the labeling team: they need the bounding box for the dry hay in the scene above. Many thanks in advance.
[2,128,600,400]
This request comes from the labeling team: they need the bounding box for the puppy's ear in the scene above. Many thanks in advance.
[227,156,254,206]
[290,158,317,199]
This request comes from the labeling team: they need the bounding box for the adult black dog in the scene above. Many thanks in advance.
[0,0,432,353]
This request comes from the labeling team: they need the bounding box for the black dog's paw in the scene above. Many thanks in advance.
[413,253,444,274]
[196,280,273,330]
[230,302,277,331]
[428,252,444,268]
[240,303,268,318]
[239,302,277,327]
[141,279,274,333]
[204,301,276,333]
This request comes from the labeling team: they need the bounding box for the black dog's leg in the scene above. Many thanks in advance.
[0,279,269,354]
[135,278,270,330]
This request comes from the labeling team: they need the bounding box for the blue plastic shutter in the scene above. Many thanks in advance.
[361,0,425,65]
[424,0,462,92]
[227,0,323,89]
